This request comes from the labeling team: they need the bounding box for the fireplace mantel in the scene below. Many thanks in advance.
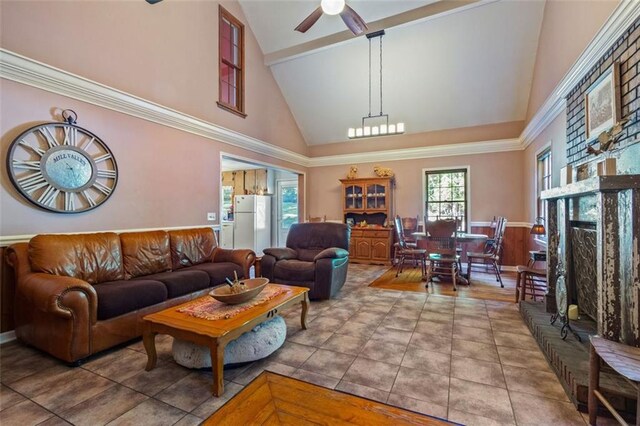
[542,175,640,200]
[541,174,640,347]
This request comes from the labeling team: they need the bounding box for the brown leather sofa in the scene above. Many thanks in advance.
[260,222,350,300]
[6,227,255,364]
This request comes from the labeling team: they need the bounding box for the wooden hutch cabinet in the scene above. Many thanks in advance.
[339,177,394,265]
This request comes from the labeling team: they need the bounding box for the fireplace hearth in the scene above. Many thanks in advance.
[520,301,637,416]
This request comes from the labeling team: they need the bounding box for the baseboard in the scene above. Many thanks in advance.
[0,330,16,345]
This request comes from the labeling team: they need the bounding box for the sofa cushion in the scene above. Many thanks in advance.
[183,262,244,286]
[93,280,167,321]
[29,233,124,284]
[274,259,315,282]
[133,270,210,299]
[120,231,171,279]
[169,228,216,270]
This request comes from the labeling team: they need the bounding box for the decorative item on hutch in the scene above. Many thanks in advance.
[6,109,118,213]
[347,165,358,179]
[373,165,394,178]
[340,176,394,265]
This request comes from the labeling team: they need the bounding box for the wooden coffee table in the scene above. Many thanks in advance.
[142,284,310,397]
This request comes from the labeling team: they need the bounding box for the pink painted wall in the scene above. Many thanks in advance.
[307,151,525,224]
[308,121,524,157]
[0,0,307,155]
[525,0,619,123]
[0,81,306,236]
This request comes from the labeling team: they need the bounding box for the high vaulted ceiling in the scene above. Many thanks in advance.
[239,0,546,145]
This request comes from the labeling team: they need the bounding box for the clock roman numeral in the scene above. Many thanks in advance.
[96,169,117,179]
[63,126,78,146]
[12,160,41,171]
[64,192,75,211]
[38,127,59,148]
[37,185,60,207]
[18,140,46,156]
[92,181,112,196]
[81,190,97,207]
[18,172,48,193]
[94,153,113,163]
[81,137,95,151]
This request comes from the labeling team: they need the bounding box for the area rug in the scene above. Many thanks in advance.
[368,266,517,302]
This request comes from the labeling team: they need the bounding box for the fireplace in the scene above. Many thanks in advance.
[542,174,640,347]
[521,173,640,412]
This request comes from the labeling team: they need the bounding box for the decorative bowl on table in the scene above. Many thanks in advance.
[209,277,269,305]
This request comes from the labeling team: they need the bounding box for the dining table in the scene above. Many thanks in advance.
[411,231,489,285]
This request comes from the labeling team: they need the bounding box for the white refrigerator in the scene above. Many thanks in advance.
[233,195,272,256]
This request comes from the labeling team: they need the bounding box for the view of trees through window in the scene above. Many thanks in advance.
[425,169,468,231]
[281,185,298,229]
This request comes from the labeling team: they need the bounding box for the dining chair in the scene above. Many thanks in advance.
[466,217,507,287]
[424,218,460,291]
[393,216,419,265]
[307,215,326,223]
[393,216,428,280]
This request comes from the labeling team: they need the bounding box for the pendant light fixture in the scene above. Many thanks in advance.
[348,30,404,139]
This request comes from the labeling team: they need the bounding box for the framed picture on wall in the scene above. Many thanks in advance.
[585,62,620,142]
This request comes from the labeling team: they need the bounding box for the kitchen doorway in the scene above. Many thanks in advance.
[276,179,298,246]
[220,154,303,251]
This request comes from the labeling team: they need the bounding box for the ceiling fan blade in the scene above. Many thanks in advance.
[145,0,163,4]
[340,5,368,36]
[295,6,323,33]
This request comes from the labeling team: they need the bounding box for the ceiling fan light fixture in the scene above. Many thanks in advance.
[321,0,345,16]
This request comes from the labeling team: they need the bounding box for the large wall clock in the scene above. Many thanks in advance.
[7,110,118,213]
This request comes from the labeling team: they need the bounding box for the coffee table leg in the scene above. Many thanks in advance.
[142,328,158,371]
[301,292,310,330]
[210,341,225,397]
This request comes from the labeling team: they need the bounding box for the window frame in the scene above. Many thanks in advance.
[535,145,552,244]
[217,6,246,118]
[422,166,471,233]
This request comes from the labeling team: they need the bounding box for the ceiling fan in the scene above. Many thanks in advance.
[295,0,368,36]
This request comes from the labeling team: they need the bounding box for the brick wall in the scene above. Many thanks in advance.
[566,18,640,165]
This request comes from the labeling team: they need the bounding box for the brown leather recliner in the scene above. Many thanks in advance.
[260,222,350,300]
[6,227,255,364]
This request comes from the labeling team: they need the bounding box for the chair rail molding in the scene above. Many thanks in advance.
[520,0,640,148]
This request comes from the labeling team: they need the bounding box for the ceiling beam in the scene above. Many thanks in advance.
[264,0,495,66]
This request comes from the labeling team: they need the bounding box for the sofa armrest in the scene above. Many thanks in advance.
[212,248,256,278]
[20,273,98,325]
[314,247,349,261]
[263,247,298,261]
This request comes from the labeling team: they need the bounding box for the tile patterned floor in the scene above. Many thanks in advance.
[0,264,607,425]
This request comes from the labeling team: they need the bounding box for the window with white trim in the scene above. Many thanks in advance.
[425,169,468,232]
[536,148,551,241]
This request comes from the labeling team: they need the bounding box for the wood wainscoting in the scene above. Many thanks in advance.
[466,224,546,269]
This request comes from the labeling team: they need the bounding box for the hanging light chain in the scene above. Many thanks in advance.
[347,29,404,139]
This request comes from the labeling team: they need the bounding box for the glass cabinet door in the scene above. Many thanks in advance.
[344,184,363,210]
[366,184,386,210]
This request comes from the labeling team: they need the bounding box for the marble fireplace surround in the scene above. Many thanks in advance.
[542,174,640,347]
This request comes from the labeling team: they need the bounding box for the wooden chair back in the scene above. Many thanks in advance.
[424,218,458,256]
[308,215,326,223]
[493,217,508,260]
[394,216,409,250]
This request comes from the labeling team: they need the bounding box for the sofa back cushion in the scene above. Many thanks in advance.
[29,233,124,284]
[286,223,350,262]
[120,231,171,279]
[169,228,216,270]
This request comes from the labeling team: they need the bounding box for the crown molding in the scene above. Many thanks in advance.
[0,224,221,247]
[0,49,310,168]
[308,138,522,167]
[520,0,640,148]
